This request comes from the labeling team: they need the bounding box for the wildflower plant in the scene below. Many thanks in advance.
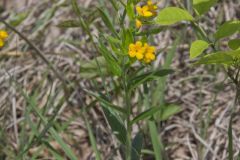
[59,0,180,159]
[57,0,240,159]
[87,1,176,159]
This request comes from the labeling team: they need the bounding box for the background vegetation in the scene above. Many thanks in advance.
[0,0,239,159]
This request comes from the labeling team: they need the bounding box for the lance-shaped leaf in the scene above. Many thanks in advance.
[156,7,194,25]
[131,133,143,160]
[102,105,127,145]
[130,107,162,125]
[160,104,181,121]
[128,69,174,91]
[98,41,122,76]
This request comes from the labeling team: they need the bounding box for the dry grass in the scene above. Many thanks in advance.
[0,0,240,159]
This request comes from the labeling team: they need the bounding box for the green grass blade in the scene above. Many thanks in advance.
[148,120,163,160]
[83,113,102,160]
[43,141,64,160]
[20,92,78,160]
[71,0,81,17]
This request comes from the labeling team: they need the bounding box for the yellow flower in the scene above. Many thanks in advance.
[0,30,8,48]
[136,0,158,17]
[136,41,142,48]
[136,51,144,60]
[0,30,8,40]
[147,0,158,9]
[129,44,137,57]
[0,39,4,48]
[144,52,156,63]
[128,41,156,63]
[129,41,145,60]
[135,19,142,28]
[136,6,153,17]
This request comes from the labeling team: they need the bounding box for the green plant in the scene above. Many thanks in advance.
[58,0,184,159]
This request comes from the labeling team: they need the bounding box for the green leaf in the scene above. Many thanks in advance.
[190,40,209,59]
[228,39,240,50]
[122,28,134,52]
[193,0,218,15]
[131,133,143,160]
[9,11,29,27]
[215,21,240,40]
[128,69,174,90]
[126,1,135,20]
[130,107,162,125]
[99,41,122,76]
[160,104,181,121]
[57,20,81,28]
[155,7,194,25]
[194,50,240,65]
[102,105,127,144]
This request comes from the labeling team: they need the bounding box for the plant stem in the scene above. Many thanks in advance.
[123,70,132,160]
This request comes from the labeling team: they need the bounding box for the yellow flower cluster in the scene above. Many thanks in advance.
[0,30,8,48]
[128,41,156,63]
[135,0,158,29]
[136,0,158,17]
